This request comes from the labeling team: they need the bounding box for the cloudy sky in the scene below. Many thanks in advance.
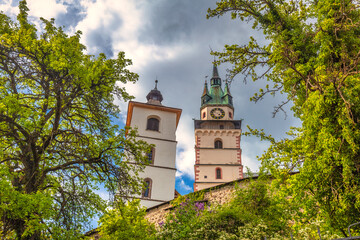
[0,0,301,195]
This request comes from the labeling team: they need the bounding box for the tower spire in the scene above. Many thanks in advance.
[212,64,219,78]
[201,76,212,107]
[210,63,221,86]
[202,79,209,96]
[224,80,231,95]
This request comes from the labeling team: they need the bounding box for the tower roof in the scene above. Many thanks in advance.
[210,64,221,86]
[212,64,219,78]
[146,80,163,105]
[201,64,233,108]
[202,80,209,97]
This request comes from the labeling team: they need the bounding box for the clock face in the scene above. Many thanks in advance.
[210,108,225,119]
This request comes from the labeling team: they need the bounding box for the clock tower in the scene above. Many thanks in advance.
[194,65,243,191]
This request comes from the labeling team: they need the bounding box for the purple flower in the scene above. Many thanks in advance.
[159,221,164,227]
[195,202,205,211]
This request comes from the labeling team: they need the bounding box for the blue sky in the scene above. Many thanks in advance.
[0,0,300,196]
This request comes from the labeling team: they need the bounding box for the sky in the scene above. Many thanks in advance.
[0,0,301,196]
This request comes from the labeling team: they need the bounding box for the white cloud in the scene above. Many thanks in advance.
[75,0,143,55]
[74,0,193,70]
[0,0,19,17]
[242,154,260,173]
[175,114,195,179]
[241,137,270,172]
[27,0,67,20]
[177,178,192,192]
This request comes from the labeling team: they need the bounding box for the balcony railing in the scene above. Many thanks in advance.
[194,120,242,130]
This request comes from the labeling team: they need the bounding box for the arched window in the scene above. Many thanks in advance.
[214,139,223,149]
[147,147,155,164]
[142,178,152,198]
[229,112,232,119]
[146,117,159,131]
[216,168,222,179]
[202,112,206,119]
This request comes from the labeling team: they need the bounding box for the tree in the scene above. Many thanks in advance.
[0,1,150,239]
[98,199,156,240]
[208,0,360,236]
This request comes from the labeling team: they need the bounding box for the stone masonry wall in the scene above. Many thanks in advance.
[145,178,250,226]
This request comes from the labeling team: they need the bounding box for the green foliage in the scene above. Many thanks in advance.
[208,0,360,236]
[157,178,294,239]
[0,1,150,239]
[156,178,342,239]
[98,199,156,240]
[157,193,207,239]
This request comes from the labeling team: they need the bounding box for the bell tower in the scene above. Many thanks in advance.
[126,81,182,208]
[194,65,243,191]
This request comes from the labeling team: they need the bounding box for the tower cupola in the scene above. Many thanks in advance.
[146,80,163,105]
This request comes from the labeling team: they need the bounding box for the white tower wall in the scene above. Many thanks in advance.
[126,99,181,208]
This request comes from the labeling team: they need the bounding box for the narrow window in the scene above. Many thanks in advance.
[202,112,206,119]
[216,168,222,179]
[229,112,232,119]
[147,147,155,164]
[147,117,159,131]
[142,178,152,198]
[214,139,223,149]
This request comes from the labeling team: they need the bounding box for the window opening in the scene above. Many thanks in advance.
[147,118,159,131]
[216,168,222,179]
[147,148,155,164]
[142,179,152,198]
[214,140,223,149]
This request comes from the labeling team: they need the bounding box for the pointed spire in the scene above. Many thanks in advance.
[202,79,209,96]
[210,63,221,86]
[224,80,231,96]
[222,79,233,106]
[146,79,163,105]
[212,64,219,78]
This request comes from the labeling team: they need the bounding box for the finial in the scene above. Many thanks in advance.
[155,79,158,90]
